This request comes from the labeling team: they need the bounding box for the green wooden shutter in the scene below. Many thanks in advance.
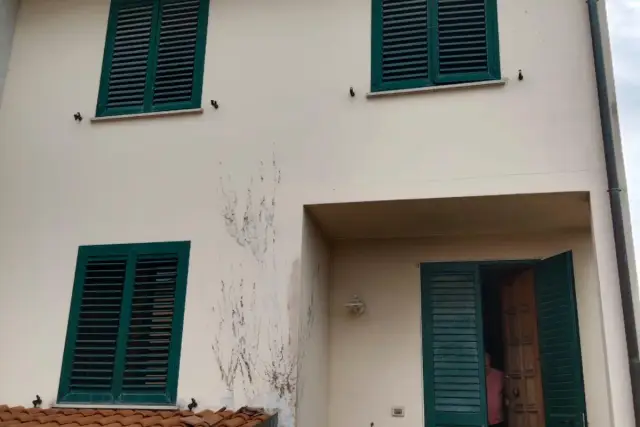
[120,249,188,403]
[535,252,588,427]
[370,0,500,91]
[97,0,156,116]
[58,242,190,405]
[96,0,209,118]
[58,254,129,403]
[432,0,500,84]
[421,263,488,427]
[151,0,208,111]
[371,0,430,91]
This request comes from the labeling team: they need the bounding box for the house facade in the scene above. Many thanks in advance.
[0,0,637,427]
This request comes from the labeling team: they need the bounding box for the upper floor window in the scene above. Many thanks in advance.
[57,241,191,406]
[370,0,500,92]
[96,0,209,117]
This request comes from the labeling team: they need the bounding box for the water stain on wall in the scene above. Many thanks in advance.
[213,150,315,427]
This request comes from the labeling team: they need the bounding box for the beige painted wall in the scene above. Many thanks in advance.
[0,0,634,426]
[296,215,330,427]
[329,233,610,427]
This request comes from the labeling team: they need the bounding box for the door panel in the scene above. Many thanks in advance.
[502,269,546,427]
[535,252,588,427]
[421,263,488,427]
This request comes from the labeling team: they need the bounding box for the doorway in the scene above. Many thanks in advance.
[420,252,588,427]
[481,263,544,427]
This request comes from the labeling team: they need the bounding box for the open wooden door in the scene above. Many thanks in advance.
[534,252,587,427]
[502,269,546,427]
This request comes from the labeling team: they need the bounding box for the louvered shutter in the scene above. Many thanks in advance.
[59,255,128,403]
[98,1,155,116]
[371,0,430,91]
[371,0,500,91]
[121,253,180,397]
[152,0,204,109]
[433,0,500,83]
[421,264,488,427]
[59,242,190,405]
[534,252,588,427]
[96,0,208,117]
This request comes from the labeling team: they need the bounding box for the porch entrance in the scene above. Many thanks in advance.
[420,252,588,427]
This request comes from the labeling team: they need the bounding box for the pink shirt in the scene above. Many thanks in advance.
[486,368,504,425]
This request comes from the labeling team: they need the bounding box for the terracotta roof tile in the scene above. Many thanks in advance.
[0,407,274,427]
[77,415,104,426]
[117,416,143,427]
[178,416,203,427]
[116,413,133,419]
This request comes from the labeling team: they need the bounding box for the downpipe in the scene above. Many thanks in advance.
[586,0,640,425]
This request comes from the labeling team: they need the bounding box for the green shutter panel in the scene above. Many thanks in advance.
[151,0,208,110]
[371,0,430,91]
[421,264,488,427]
[59,254,128,403]
[535,252,588,427]
[122,254,178,395]
[433,0,500,84]
[98,1,155,116]
[119,243,190,404]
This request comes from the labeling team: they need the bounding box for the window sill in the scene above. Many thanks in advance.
[53,403,179,410]
[366,78,508,98]
[91,108,204,123]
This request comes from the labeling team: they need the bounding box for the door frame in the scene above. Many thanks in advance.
[420,255,588,427]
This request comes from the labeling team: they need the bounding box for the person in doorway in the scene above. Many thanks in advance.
[485,352,505,427]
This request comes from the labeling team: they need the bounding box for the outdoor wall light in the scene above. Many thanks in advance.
[345,294,366,316]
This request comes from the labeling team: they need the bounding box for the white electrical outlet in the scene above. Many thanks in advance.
[391,407,405,418]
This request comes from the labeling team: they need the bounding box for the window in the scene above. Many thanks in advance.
[370,0,500,92]
[57,241,191,406]
[96,0,209,117]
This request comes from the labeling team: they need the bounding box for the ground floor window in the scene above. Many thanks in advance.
[57,241,191,406]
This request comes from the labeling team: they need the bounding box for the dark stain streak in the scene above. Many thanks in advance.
[216,148,315,423]
[219,152,280,264]
[211,275,260,392]
[295,262,320,406]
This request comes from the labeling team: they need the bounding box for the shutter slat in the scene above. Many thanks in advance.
[105,3,153,110]
[380,0,428,83]
[68,256,126,393]
[152,0,201,106]
[122,254,179,392]
[436,0,488,76]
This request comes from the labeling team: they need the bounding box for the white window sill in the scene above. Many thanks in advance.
[366,78,508,98]
[52,403,179,410]
[91,108,204,123]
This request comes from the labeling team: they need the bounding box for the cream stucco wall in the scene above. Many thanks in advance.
[296,214,330,427]
[329,233,610,427]
[0,0,634,426]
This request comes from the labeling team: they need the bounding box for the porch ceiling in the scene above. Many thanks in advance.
[306,192,591,240]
